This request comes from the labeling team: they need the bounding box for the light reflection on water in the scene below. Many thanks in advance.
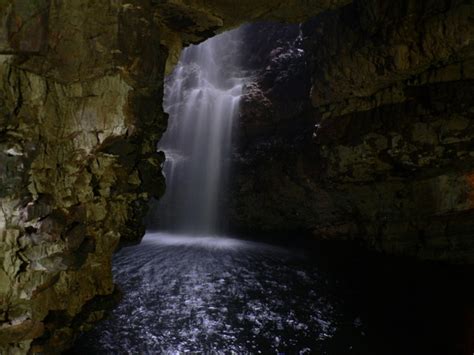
[144,232,288,252]
[74,233,347,354]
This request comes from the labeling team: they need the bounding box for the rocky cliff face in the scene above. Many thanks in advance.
[0,1,169,352]
[0,0,349,352]
[230,0,474,263]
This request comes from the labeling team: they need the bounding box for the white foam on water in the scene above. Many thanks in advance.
[143,232,288,253]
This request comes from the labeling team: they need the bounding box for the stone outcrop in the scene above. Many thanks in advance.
[230,0,474,263]
[0,0,349,352]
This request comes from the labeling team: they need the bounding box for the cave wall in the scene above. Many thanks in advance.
[0,1,168,352]
[0,0,348,352]
[0,0,473,352]
[230,0,474,263]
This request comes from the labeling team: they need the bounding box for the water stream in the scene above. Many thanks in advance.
[153,28,243,234]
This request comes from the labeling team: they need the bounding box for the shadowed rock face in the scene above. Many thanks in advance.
[0,0,49,54]
[0,0,472,352]
[229,0,474,263]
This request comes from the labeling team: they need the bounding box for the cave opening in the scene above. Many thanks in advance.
[72,22,473,354]
[1,0,473,353]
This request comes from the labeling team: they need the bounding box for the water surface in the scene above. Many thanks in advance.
[73,233,472,354]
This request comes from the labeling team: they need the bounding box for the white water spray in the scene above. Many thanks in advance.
[156,29,244,234]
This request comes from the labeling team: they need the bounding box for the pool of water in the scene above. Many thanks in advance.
[72,233,473,354]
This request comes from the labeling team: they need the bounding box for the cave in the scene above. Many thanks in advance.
[0,0,473,354]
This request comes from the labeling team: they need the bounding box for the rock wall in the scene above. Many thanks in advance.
[230,0,474,263]
[0,0,346,352]
[0,1,169,352]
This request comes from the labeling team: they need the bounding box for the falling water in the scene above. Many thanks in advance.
[154,29,244,235]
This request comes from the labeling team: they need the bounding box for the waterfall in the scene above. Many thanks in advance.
[155,29,244,235]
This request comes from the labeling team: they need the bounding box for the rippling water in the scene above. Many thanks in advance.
[73,233,355,353]
[73,233,472,355]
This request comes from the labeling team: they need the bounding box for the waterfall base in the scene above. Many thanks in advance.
[71,233,472,354]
